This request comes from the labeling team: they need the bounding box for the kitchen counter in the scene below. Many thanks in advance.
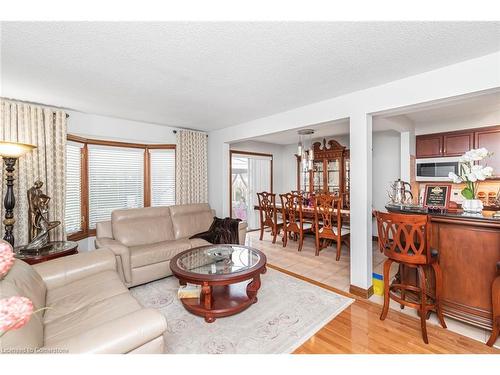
[385,204,500,227]
[383,204,500,331]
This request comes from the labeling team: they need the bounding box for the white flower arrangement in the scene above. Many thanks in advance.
[448,148,494,200]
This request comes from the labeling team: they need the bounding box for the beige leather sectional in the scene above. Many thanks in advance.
[95,203,247,287]
[0,203,246,354]
[0,246,167,354]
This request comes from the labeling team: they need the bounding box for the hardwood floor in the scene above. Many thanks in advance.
[265,265,499,354]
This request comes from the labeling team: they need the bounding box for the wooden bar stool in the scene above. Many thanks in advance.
[486,262,500,347]
[279,192,313,252]
[256,192,283,244]
[375,211,447,344]
[313,193,350,260]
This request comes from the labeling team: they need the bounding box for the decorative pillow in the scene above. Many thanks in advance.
[189,217,241,244]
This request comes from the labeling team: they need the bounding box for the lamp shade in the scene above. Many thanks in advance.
[0,141,36,158]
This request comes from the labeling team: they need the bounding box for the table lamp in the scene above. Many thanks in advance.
[0,141,37,246]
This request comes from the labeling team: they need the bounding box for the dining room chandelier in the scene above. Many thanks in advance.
[297,129,315,171]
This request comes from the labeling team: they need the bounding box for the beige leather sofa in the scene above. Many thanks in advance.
[0,246,167,354]
[95,203,247,287]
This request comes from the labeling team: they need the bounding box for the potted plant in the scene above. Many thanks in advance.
[448,148,493,214]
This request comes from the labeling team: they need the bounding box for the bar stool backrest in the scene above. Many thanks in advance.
[375,211,431,265]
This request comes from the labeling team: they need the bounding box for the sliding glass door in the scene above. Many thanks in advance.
[230,151,272,230]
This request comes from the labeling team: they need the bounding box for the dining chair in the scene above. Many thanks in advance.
[375,211,447,344]
[313,193,350,260]
[256,192,283,244]
[279,192,313,252]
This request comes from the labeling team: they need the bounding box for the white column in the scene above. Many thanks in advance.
[349,112,373,293]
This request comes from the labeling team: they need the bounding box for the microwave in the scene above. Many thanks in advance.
[416,157,462,182]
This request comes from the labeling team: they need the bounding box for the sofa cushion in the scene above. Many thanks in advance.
[169,203,214,240]
[44,270,128,323]
[44,292,142,346]
[3,259,47,311]
[112,206,175,247]
[130,239,191,268]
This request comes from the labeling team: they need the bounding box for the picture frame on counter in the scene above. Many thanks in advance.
[423,183,452,209]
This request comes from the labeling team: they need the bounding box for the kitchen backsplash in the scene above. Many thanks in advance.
[417,180,500,207]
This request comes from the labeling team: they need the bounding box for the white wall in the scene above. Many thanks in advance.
[372,131,402,211]
[67,110,178,144]
[281,144,299,193]
[371,131,402,236]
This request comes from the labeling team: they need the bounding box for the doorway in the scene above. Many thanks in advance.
[230,150,273,230]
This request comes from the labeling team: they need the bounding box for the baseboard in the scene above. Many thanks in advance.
[349,284,374,299]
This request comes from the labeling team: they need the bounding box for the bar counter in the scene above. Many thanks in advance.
[385,205,500,330]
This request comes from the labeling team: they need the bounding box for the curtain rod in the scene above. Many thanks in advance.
[173,130,208,137]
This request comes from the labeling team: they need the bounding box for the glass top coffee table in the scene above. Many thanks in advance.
[170,244,267,323]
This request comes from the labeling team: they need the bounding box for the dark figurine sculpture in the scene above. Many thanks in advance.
[25,180,61,251]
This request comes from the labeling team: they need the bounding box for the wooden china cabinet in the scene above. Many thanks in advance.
[296,139,350,207]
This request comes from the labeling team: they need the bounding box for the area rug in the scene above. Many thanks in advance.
[130,268,354,354]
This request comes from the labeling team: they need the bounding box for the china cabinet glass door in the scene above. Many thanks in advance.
[344,158,350,193]
[313,160,324,192]
[327,158,341,194]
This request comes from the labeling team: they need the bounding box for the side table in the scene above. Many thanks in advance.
[14,240,78,265]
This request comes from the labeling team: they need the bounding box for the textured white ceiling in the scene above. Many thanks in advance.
[2,22,500,131]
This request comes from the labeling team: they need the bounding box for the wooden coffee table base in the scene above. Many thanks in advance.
[179,271,265,323]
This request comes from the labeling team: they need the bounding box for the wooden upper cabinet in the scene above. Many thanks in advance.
[416,135,442,158]
[475,126,500,177]
[443,132,473,156]
[416,125,500,177]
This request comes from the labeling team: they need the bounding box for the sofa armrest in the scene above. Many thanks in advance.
[41,308,167,354]
[95,237,132,284]
[238,221,248,245]
[33,248,116,290]
[96,220,113,238]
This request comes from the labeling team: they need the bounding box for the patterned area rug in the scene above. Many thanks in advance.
[130,268,354,354]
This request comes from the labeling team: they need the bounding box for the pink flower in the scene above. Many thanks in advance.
[0,296,34,334]
[0,242,15,278]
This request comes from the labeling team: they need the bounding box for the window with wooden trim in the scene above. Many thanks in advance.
[88,145,145,229]
[150,149,176,206]
[65,135,175,240]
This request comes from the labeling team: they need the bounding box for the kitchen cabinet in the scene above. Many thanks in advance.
[475,126,500,177]
[416,126,500,169]
[416,134,442,158]
[443,132,473,156]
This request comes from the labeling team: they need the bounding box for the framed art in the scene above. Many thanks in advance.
[423,183,452,209]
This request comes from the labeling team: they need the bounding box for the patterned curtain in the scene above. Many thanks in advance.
[175,130,208,204]
[0,99,67,245]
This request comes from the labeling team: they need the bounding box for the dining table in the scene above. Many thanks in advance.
[253,203,350,220]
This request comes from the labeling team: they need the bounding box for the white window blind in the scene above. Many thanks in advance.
[150,149,176,206]
[88,145,144,229]
[65,141,83,234]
